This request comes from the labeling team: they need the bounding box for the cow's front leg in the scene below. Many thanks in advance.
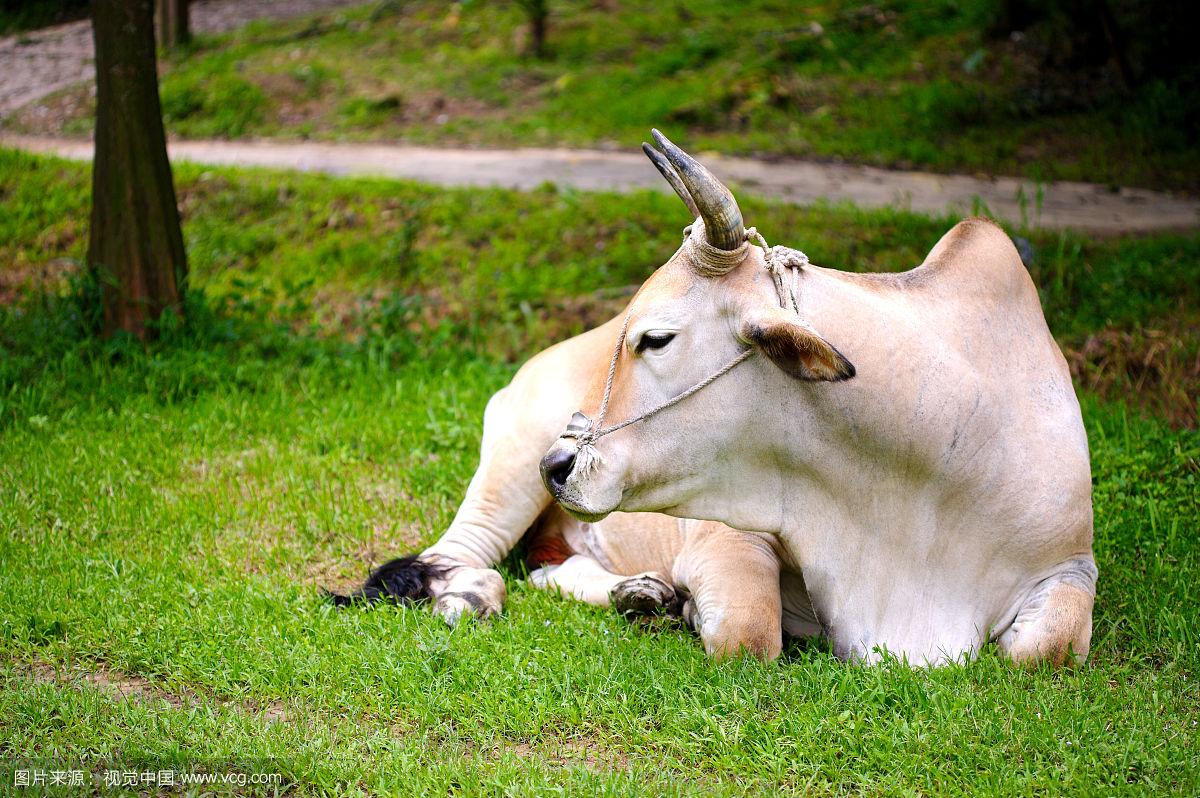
[324,551,508,622]
[415,493,543,626]
[328,382,558,622]
[673,522,784,660]
[530,554,676,613]
[995,555,1097,667]
[337,479,546,624]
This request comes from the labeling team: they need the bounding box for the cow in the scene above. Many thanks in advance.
[328,311,819,659]
[539,130,1098,667]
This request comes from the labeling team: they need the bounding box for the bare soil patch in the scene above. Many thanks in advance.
[0,257,78,304]
[17,659,290,724]
[0,0,364,116]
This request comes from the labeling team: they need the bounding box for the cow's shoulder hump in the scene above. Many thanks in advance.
[914,217,1028,295]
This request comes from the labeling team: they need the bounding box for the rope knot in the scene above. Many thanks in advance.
[765,245,809,273]
[747,228,809,314]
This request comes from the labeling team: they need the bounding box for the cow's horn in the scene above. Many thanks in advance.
[650,129,743,251]
[642,143,700,218]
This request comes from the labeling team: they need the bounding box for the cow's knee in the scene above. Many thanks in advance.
[999,562,1096,667]
[672,525,784,661]
[685,600,782,661]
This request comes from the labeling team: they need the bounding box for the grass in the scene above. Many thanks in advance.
[1,148,1198,795]
[6,0,1198,192]
[3,147,1197,423]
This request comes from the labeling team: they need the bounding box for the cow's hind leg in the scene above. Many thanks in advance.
[997,556,1097,667]
[530,555,676,614]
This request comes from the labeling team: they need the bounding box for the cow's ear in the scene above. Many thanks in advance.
[739,306,855,382]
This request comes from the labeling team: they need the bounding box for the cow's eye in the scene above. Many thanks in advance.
[636,331,676,353]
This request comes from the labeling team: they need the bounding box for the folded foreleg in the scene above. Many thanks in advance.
[672,522,784,660]
[996,555,1097,666]
[530,554,676,611]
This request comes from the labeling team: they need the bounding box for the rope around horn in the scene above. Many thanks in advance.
[566,223,810,464]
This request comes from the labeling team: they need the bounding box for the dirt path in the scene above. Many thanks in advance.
[5,135,1198,235]
[0,0,362,116]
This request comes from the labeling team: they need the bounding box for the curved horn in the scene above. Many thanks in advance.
[651,129,743,251]
[642,142,700,218]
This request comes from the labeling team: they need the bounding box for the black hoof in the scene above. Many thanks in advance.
[610,575,679,618]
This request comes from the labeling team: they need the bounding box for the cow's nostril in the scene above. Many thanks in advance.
[540,447,577,492]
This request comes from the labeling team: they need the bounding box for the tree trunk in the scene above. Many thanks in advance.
[1095,0,1136,91]
[516,0,548,59]
[530,6,546,59]
[155,0,190,49]
[88,0,187,339]
[173,0,190,47]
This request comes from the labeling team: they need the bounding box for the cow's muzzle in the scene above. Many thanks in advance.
[541,412,592,496]
[540,443,577,495]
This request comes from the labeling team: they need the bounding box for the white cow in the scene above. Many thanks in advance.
[329,313,814,659]
[540,130,1098,667]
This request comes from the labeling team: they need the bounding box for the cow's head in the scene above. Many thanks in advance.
[540,131,855,524]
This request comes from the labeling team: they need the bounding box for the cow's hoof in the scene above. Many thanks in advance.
[610,574,678,618]
[432,566,505,625]
[680,597,699,630]
[434,591,500,625]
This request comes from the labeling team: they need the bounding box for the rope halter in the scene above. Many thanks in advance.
[563,222,810,464]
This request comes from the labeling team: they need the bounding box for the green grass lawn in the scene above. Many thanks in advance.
[7,0,1197,192]
[1,148,1198,795]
